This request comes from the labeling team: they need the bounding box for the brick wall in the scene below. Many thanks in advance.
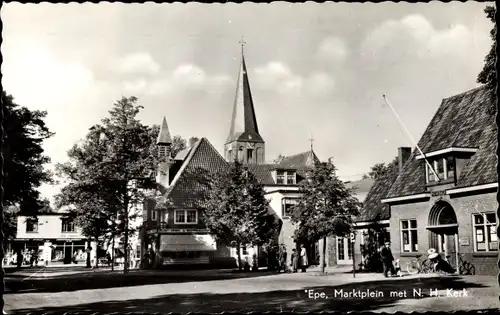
[390,191,498,275]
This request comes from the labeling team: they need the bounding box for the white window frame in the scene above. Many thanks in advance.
[425,157,455,183]
[151,209,157,221]
[286,172,296,185]
[174,209,198,224]
[472,212,498,252]
[282,198,299,218]
[400,219,418,253]
[61,219,75,233]
[276,171,286,184]
[26,218,39,233]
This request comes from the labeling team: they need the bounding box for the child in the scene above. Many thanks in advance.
[394,259,402,277]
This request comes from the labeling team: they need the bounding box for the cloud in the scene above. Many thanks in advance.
[316,36,348,63]
[253,62,335,98]
[361,14,488,63]
[121,64,232,96]
[117,52,161,75]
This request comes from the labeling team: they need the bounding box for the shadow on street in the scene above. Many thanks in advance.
[5,269,276,294]
[11,276,489,314]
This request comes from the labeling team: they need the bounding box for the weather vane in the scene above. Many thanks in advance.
[309,134,314,151]
[239,36,246,54]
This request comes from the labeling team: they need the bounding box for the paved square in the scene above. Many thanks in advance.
[4,267,499,313]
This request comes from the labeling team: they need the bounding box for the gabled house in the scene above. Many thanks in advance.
[143,48,322,268]
[381,86,498,275]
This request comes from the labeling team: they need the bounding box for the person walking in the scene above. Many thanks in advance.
[16,250,23,269]
[380,241,396,277]
[279,245,288,273]
[290,249,298,273]
[300,244,308,272]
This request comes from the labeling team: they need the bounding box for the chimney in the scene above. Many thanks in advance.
[398,147,411,173]
[189,137,199,148]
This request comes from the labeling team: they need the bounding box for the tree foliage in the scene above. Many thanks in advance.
[367,157,398,180]
[203,160,278,270]
[273,154,285,164]
[2,91,54,241]
[56,96,162,273]
[477,5,497,115]
[291,159,362,272]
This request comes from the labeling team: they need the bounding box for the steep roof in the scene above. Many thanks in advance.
[345,178,375,203]
[156,116,172,145]
[387,86,497,198]
[226,52,264,144]
[244,164,280,185]
[166,138,228,208]
[356,167,399,223]
[279,150,319,169]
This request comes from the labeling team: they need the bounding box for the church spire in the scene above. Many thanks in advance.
[226,40,263,145]
[157,116,172,145]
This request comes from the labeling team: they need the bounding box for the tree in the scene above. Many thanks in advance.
[56,96,161,274]
[2,91,54,241]
[204,159,278,270]
[273,154,285,164]
[477,5,496,111]
[291,159,362,273]
[366,157,398,180]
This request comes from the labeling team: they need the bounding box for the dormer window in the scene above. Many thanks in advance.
[425,156,455,183]
[277,171,286,184]
[276,170,296,185]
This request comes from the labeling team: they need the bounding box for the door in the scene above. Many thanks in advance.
[336,236,353,265]
[64,244,72,264]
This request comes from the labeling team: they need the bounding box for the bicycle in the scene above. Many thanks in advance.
[458,253,475,276]
[406,254,435,275]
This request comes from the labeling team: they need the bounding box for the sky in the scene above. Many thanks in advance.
[1,2,494,206]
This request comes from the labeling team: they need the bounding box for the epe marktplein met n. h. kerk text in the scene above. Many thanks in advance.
[305,288,470,300]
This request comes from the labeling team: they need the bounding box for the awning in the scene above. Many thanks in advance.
[160,234,216,252]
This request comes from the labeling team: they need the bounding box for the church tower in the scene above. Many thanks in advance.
[156,116,173,189]
[224,41,265,164]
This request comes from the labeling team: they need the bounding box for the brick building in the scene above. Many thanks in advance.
[143,48,321,268]
[381,86,498,275]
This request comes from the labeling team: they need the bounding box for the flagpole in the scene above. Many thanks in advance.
[383,95,494,226]
[382,94,440,182]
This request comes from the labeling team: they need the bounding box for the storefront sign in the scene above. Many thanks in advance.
[431,190,446,197]
[459,237,470,246]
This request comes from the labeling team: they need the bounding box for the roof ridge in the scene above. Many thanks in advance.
[166,137,204,194]
[442,85,487,102]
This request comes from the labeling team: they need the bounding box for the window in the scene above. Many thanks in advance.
[26,218,38,233]
[151,209,157,221]
[473,212,498,252]
[227,149,232,161]
[242,246,248,255]
[400,219,418,252]
[276,171,285,184]
[160,210,168,223]
[247,149,253,161]
[174,210,197,224]
[446,156,455,179]
[61,219,75,233]
[426,156,456,183]
[158,145,170,158]
[282,198,299,217]
[276,170,296,185]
